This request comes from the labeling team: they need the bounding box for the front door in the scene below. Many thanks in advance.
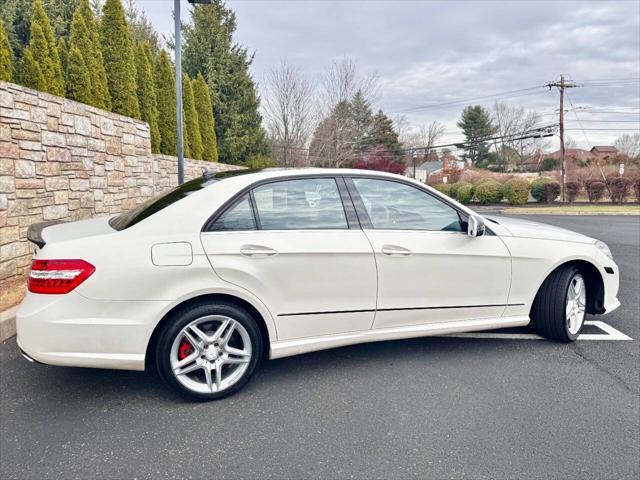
[201,177,377,341]
[347,177,512,329]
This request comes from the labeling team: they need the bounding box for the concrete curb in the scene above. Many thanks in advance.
[501,210,640,216]
[0,306,18,342]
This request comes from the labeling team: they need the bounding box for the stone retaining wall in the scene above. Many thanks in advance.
[0,81,242,281]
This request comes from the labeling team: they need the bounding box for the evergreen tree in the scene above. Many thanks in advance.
[182,73,203,159]
[101,0,139,117]
[369,110,403,161]
[56,36,67,74]
[0,0,32,60]
[0,21,14,81]
[183,2,269,164]
[66,44,92,103]
[350,90,373,152]
[193,72,218,162]
[457,105,496,165]
[44,0,80,39]
[18,48,45,90]
[22,0,65,95]
[125,0,161,54]
[70,0,111,109]
[135,42,160,153]
[154,49,176,155]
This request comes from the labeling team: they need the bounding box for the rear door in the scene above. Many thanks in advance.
[347,176,512,329]
[201,176,377,341]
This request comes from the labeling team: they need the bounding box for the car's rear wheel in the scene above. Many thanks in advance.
[532,265,587,342]
[156,301,262,400]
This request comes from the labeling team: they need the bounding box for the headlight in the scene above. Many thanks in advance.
[595,240,613,260]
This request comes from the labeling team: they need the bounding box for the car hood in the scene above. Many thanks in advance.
[487,216,595,244]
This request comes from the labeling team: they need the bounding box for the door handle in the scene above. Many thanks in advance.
[240,245,278,257]
[381,245,412,256]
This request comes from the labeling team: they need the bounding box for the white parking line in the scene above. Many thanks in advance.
[442,321,632,341]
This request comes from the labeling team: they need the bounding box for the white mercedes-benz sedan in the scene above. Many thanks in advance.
[17,169,620,400]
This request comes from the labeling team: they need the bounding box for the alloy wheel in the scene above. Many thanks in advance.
[169,315,252,394]
[566,274,586,335]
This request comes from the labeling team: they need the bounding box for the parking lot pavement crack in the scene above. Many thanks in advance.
[572,343,638,395]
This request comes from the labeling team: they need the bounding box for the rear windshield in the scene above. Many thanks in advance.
[109,176,218,231]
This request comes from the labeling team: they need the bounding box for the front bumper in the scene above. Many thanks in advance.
[16,291,171,371]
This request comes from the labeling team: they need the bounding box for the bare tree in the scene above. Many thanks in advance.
[262,61,316,167]
[492,101,544,170]
[614,133,640,159]
[393,114,411,143]
[321,58,380,114]
[401,121,446,153]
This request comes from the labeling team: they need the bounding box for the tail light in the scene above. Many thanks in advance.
[28,259,95,294]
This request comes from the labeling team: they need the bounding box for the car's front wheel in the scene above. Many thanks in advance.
[532,265,587,342]
[156,301,262,400]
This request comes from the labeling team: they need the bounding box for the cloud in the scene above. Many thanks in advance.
[141,0,639,148]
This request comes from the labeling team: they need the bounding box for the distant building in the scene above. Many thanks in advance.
[590,146,618,156]
[406,152,462,182]
[547,148,594,163]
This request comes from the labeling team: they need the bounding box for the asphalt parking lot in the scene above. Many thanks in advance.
[1,215,638,480]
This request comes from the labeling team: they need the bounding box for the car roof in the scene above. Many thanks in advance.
[212,167,406,184]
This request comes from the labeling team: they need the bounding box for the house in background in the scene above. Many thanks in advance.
[407,151,463,183]
[547,148,594,165]
[590,145,618,160]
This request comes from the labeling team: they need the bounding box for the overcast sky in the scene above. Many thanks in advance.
[141,0,639,149]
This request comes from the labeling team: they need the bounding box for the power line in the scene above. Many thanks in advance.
[566,119,640,123]
[565,91,591,150]
[566,128,640,131]
[392,85,547,113]
[402,124,558,153]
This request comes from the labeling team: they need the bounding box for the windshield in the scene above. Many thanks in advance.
[109,176,219,231]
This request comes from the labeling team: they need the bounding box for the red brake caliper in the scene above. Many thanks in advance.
[178,336,194,360]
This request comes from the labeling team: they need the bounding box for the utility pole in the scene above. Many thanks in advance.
[546,75,579,201]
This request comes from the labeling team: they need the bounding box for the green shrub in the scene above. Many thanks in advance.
[541,157,559,171]
[502,178,530,206]
[531,177,552,202]
[451,181,474,204]
[475,180,503,205]
[432,183,452,197]
[448,182,460,199]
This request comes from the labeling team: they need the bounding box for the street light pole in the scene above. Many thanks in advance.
[412,150,418,179]
[174,0,184,185]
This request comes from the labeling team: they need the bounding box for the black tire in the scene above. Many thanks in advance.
[156,300,263,401]
[531,265,585,342]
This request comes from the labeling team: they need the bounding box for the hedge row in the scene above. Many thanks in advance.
[432,175,640,205]
[432,178,531,206]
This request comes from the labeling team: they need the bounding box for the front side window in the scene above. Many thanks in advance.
[209,194,256,231]
[252,178,348,230]
[352,178,463,231]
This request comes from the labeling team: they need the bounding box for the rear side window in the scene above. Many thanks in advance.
[109,177,218,231]
[209,195,256,231]
[252,178,348,230]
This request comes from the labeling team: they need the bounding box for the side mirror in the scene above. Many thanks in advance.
[467,215,485,237]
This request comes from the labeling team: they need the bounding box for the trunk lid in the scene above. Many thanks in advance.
[27,216,115,248]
